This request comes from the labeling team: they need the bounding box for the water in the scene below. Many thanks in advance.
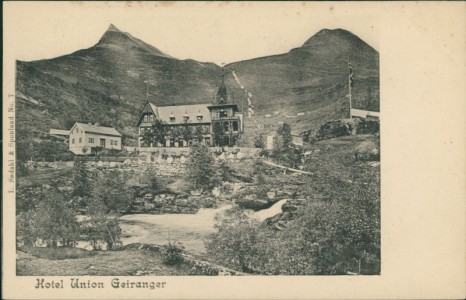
[76,200,287,255]
[246,199,288,222]
[119,204,232,255]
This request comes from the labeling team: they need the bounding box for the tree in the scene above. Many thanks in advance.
[141,119,167,147]
[181,122,193,146]
[72,159,91,197]
[17,190,80,248]
[254,134,265,149]
[277,123,292,148]
[81,197,122,250]
[186,143,216,189]
[92,170,132,213]
[207,207,263,272]
[193,125,204,143]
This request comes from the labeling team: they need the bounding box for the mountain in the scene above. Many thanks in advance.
[16,24,223,140]
[225,28,379,138]
[16,25,379,145]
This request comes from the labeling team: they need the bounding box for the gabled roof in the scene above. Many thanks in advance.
[137,102,212,125]
[351,108,380,119]
[73,122,122,137]
[49,129,70,136]
[158,104,211,125]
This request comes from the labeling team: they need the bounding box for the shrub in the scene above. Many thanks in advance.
[16,189,80,248]
[354,140,380,161]
[160,242,184,265]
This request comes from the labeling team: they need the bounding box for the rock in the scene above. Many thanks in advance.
[266,191,276,200]
[165,194,176,201]
[237,198,271,211]
[176,199,188,207]
[143,194,153,201]
[212,187,221,198]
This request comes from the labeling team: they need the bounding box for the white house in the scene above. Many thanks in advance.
[69,122,122,155]
[265,132,303,150]
[350,108,380,120]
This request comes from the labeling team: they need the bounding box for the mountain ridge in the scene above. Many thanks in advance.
[16,25,379,146]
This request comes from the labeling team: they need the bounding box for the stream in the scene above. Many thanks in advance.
[119,199,287,255]
[75,200,287,255]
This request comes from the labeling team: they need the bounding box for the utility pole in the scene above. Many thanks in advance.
[348,56,353,120]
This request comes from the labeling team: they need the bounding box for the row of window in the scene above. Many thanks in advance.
[169,115,204,122]
[143,114,155,123]
[141,137,211,148]
[71,137,118,146]
[140,125,211,134]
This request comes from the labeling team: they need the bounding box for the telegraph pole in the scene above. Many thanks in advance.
[348,56,353,120]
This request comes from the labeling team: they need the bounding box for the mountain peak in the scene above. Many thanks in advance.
[106,24,121,32]
[97,24,173,59]
[301,28,376,53]
[302,28,358,47]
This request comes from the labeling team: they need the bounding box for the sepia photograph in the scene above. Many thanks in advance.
[3,1,465,299]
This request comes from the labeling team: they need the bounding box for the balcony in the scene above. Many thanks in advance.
[211,116,241,121]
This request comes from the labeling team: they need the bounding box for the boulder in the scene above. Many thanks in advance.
[237,198,271,211]
[266,191,276,200]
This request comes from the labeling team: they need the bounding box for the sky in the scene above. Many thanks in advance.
[5,2,379,65]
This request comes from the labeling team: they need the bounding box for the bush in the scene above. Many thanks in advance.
[16,189,81,248]
[160,242,184,265]
[354,140,380,161]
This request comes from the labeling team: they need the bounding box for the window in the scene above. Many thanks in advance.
[170,116,176,122]
[183,116,189,122]
[233,121,239,132]
[224,122,229,132]
[79,138,82,143]
[110,140,114,146]
[89,138,94,143]
[72,138,75,144]
[197,115,203,121]
[114,140,118,146]
[219,110,228,118]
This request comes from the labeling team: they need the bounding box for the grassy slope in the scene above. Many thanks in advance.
[16,248,192,276]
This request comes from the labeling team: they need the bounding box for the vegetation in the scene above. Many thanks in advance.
[160,242,185,266]
[208,135,380,275]
[72,160,92,197]
[17,191,80,248]
[141,119,167,147]
[269,123,304,169]
[254,134,265,149]
[19,246,96,260]
[92,170,132,213]
[81,198,122,250]
[186,143,217,189]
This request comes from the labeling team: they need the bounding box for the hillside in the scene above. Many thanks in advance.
[16,25,379,146]
[225,28,379,140]
[16,24,223,142]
